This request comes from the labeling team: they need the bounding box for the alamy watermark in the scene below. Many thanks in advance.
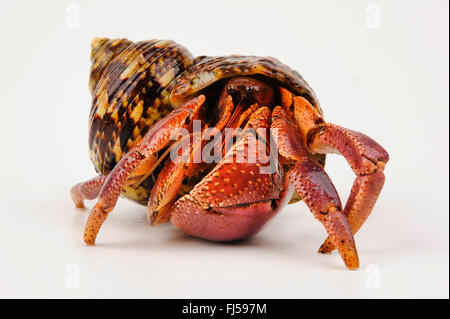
[365,4,381,29]
[365,264,381,288]
[166,121,280,175]
[65,3,80,29]
[65,264,80,288]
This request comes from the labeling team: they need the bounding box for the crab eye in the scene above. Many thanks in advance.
[247,86,255,93]
[227,85,235,94]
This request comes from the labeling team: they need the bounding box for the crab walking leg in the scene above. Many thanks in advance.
[71,174,108,208]
[318,170,385,250]
[71,154,158,209]
[83,95,206,245]
[307,123,389,253]
[272,106,359,269]
[148,95,236,225]
[72,154,158,206]
[147,134,198,226]
[147,158,185,225]
[287,161,358,269]
[285,93,390,254]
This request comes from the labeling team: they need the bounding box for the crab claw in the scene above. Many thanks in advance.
[170,195,279,241]
[169,157,287,241]
[169,107,288,241]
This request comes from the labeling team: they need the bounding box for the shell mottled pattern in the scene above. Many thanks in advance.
[169,55,321,114]
[88,39,194,172]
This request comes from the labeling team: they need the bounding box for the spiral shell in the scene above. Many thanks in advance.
[88,38,194,173]
[89,38,133,94]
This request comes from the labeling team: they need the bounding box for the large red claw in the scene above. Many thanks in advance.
[170,195,278,241]
[189,162,281,210]
[169,106,285,241]
[190,106,282,209]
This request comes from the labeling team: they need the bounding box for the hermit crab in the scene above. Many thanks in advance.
[71,38,389,269]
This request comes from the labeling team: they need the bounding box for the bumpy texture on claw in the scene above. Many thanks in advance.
[84,150,144,245]
[147,153,186,225]
[308,123,389,253]
[170,195,278,241]
[169,107,284,241]
[287,160,359,270]
[318,170,385,253]
[272,105,359,269]
[71,174,108,208]
[84,203,109,245]
[309,124,389,176]
[148,94,237,225]
[278,88,326,168]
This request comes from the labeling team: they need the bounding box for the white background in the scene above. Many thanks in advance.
[0,0,448,298]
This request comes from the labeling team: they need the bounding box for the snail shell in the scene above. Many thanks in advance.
[89,38,133,94]
[89,38,194,173]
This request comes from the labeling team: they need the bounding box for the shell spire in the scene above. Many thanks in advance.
[89,37,133,94]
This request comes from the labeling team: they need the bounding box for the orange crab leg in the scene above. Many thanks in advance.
[284,91,389,254]
[147,133,203,225]
[148,94,262,226]
[272,106,359,269]
[71,154,157,208]
[71,174,108,208]
[287,161,358,269]
[147,95,236,225]
[83,95,205,245]
[147,157,186,225]
[308,123,389,253]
